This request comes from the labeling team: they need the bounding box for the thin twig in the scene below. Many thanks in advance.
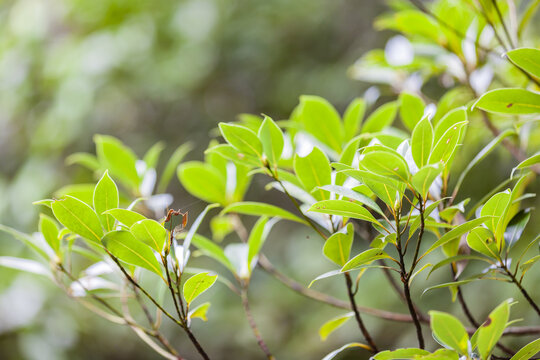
[345,272,378,353]
[240,289,275,360]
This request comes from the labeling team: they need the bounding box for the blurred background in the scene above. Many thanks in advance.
[0,0,538,359]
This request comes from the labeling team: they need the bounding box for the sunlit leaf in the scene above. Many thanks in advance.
[297,95,344,152]
[323,223,354,266]
[104,208,146,228]
[362,101,398,134]
[309,200,380,225]
[93,171,119,232]
[474,88,540,114]
[52,196,103,243]
[95,135,140,189]
[510,338,540,360]
[411,117,433,168]
[222,202,306,224]
[319,312,354,341]
[506,48,540,79]
[258,116,284,169]
[130,219,167,253]
[183,272,218,306]
[294,147,332,201]
[477,300,511,360]
[343,98,366,140]
[39,214,60,254]
[429,311,468,354]
[341,248,390,272]
[219,123,263,158]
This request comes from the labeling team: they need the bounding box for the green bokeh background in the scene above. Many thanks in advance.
[0,1,539,359]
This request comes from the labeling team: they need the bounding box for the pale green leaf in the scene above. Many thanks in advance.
[323,223,354,266]
[188,302,211,322]
[52,196,103,243]
[258,116,284,168]
[93,171,119,232]
[294,147,332,201]
[130,219,167,253]
[219,123,263,158]
[94,135,140,189]
[341,248,390,272]
[309,200,380,225]
[429,311,468,354]
[177,161,226,204]
[424,217,492,256]
[477,300,511,360]
[343,98,366,140]
[411,117,433,168]
[362,101,398,133]
[297,95,344,152]
[104,208,146,228]
[319,312,354,341]
[222,202,306,224]
[39,214,60,254]
[506,48,540,79]
[474,88,540,114]
[510,338,540,360]
[183,272,218,305]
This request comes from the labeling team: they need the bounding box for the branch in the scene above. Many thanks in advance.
[241,289,275,360]
[345,272,378,353]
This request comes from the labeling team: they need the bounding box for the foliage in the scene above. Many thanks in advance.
[1,0,540,359]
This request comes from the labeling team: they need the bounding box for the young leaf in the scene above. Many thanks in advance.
[104,209,146,228]
[177,162,226,205]
[142,141,165,170]
[130,219,167,253]
[429,121,467,165]
[341,248,390,272]
[247,217,271,270]
[39,214,60,254]
[474,88,540,114]
[219,123,263,158]
[466,227,499,259]
[94,135,140,189]
[319,185,383,215]
[360,151,410,183]
[188,302,211,322]
[373,348,430,360]
[429,311,469,354]
[400,92,425,130]
[222,202,306,224]
[323,223,354,266]
[191,234,235,272]
[477,300,511,360]
[506,48,540,79]
[319,312,354,341]
[93,171,119,232]
[411,117,433,168]
[297,95,344,152]
[509,338,540,360]
[513,152,540,174]
[102,230,164,279]
[206,144,260,168]
[481,190,511,244]
[343,98,366,140]
[433,107,466,141]
[362,101,399,133]
[65,152,101,172]
[183,272,218,306]
[309,200,380,225]
[52,196,104,243]
[411,163,443,198]
[258,116,284,168]
[294,147,332,201]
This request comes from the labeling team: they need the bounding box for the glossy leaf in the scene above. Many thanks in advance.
[481,190,511,244]
[294,147,332,200]
[247,217,276,271]
[373,348,430,360]
[188,302,211,322]
[466,227,499,259]
[102,231,164,279]
[191,234,234,272]
[514,152,540,173]
[400,92,425,130]
[411,164,443,198]
[52,196,103,243]
[411,117,433,168]
[433,107,466,141]
[429,121,467,165]
[477,300,510,360]
[360,151,410,183]
[506,48,540,78]
[343,98,366,139]
[93,171,119,232]
[341,248,390,272]
[104,209,146,228]
[183,272,218,306]
[319,185,383,215]
[362,101,398,133]
[424,217,492,256]
[474,88,540,114]
[319,312,354,341]
[222,202,306,224]
[510,338,540,360]
[309,200,379,225]
[178,162,226,204]
[130,219,167,253]
[429,311,468,354]
[39,214,60,254]
[323,223,354,266]
[258,116,284,168]
[297,95,344,152]
[94,135,140,189]
[0,256,51,277]
[219,123,263,158]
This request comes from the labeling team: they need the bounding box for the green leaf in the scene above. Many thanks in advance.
[373,348,430,360]
[177,161,226,204]
[323,223,354,266]
[514,151,540,173]
[65,152,101,171]
[183,272,218,306]
[219,123,263,158]
[0,225,49,260]
[39,214,60,254]
[191,234,234,272]
[188,302,211,322]
[258,116,284,168]
[157,143,192,193]
[343,98,366,140]
[52,196,103,243]
[362,101,398,133]
[294,147,332,200]
[104,209,146,228]
[341,248,390,272]
[205,144,260,168]
[360,150,410,183]
[297,95,344,152]
[520,255,540,276]
[143,141,165,170]
[319,185,383,215]
[400,92,426,131]
[319,312,354,341]
[506,48,540,78]
[466,227,499,259]
[429,121,467,165]
[222,202,306,224]
[322,342,371,360]
[453,129,516,197]
[93,171,119,232]
[510,338,540,360]
[54,184,96,206]
[247,217,271,270]
[411,117,433,168]
[94,135,140,189]
[505,209,531,248]
[102,230,164,280]
[0,256,51,278]
[411,164,443,198]
[424,217,492,256]
[477,300,511,360]
[182,203,220,269]
[481,190,511,244]
[429,311,468,354]
[309,200,380,225]
[474,88,540,114]
[130,219,167,253]
[433,107,466,142]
